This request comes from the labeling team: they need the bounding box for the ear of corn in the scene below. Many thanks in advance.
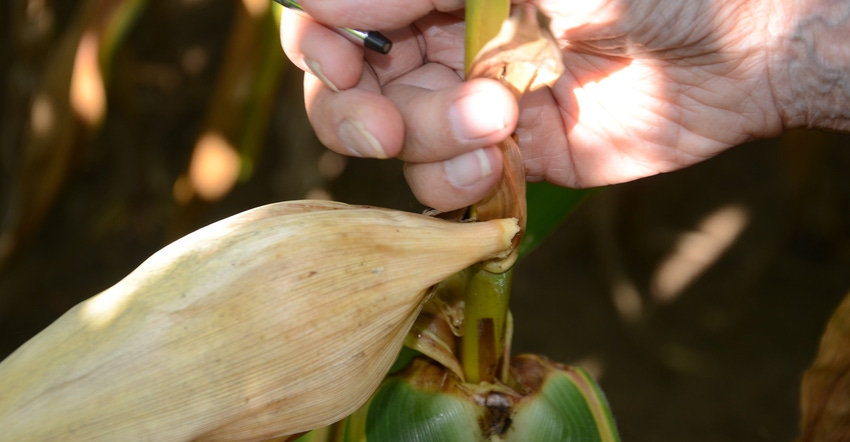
[303,6,610,442]
[0,200,518,441]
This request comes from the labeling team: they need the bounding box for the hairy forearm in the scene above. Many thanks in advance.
[769,0,850,132]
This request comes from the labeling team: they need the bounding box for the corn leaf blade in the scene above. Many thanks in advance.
[365,378,483,441]
[508,354,621,442]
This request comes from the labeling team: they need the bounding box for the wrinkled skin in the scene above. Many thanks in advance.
[280,0,785,211]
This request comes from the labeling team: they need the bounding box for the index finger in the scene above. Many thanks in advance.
[298,0,466,30]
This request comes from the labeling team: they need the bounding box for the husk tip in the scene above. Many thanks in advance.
[471,217,520,273]
[494,217,520,246]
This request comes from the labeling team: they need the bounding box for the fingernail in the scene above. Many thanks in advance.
[449,90,509,141]
[305,58,339,92]
[444,148,493,187]
[339,119,387,158]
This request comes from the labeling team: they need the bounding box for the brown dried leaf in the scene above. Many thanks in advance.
[473,137,526,273]
[405,271,468,380]
[467,4,564,99]
[466,4,564,272]
[798,291,850,441]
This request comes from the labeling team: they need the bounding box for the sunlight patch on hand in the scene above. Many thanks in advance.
[569,63,669,184]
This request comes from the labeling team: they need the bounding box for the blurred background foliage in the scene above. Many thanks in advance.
[1,1,850,440]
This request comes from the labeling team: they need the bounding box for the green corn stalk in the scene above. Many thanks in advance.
[460,267,512,383]
[460,0,514,386]
[296,3,616,441]
[464,0,509,74]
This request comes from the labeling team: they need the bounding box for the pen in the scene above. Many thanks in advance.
[273,0,392,55]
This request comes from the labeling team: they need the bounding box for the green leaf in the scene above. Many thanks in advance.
[292,426,332,442]
[520,183,594,258]
[387,346,421,375]
[510,371,614,441]
[365,377,483,441]
[508,355,621,442]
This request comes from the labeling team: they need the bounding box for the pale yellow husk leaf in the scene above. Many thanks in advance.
[0,200,519,441]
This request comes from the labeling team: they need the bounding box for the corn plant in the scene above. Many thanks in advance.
[0,2,618,440]
[293,4,616,441]
[3,0,849,440]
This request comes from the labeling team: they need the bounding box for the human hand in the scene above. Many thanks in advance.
[280,0,789,212]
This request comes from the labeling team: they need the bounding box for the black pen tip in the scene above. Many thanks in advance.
[364,32,392,55]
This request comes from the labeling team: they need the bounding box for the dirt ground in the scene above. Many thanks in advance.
[2,2,850,440]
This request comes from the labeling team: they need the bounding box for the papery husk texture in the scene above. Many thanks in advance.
[0,200,518,441]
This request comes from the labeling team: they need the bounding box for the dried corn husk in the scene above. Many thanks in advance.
[466,3,565,273]
[798,291,850,441]
[0,200,518,441]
